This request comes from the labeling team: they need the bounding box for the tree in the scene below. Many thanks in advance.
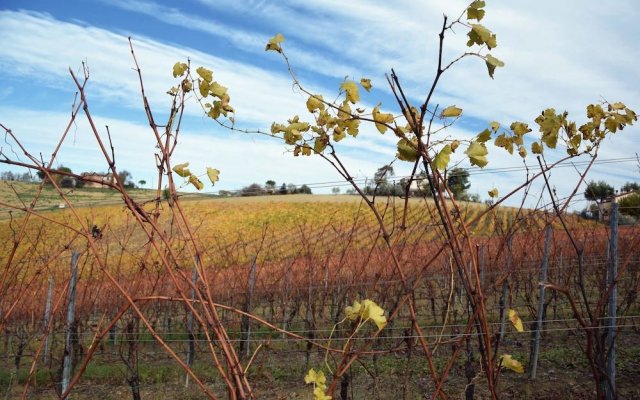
[332,187,341,194]
[584,180,614,202]
[621,181,639,193]
[374,165,394,184]
[118,170,135,188]
[287,183,297,194]
[368,164,396,195]
[0,171,15,181]
[240,183,264,196]
[138,180,147,187]
[619,193,640,218]
[278,182,288,195]
[447,168,470,200]
[265,180,276,193]
[297,184,312,194]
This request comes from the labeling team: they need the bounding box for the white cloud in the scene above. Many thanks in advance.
[0,2,638,208]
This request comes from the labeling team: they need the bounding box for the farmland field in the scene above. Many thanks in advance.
[0,182,638,399]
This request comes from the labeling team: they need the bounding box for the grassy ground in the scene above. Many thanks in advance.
[3,331,639,399]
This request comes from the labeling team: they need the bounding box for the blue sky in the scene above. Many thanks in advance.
[0,0,638,209]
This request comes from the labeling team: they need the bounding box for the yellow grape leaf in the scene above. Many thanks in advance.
[362,299,387,330]
[360,78,372,92]
[314,135,328,153]
[488,188,498,198]
[344,300,362,321]
[441,105,463,118]
[340,80,360,104]
[172,62,188,78]
[209,82,228,99]
[500,354,524,374]
[265,33,285,53]
[181,79,192,92]
[510,121,531,136]
[508,309,524,332]
[196,66,213,83]
[372,106,394,134]
[396,138,418,162]
[433,144,452,171]
[531,141,543,154]
[345,299,386,330]
[306,95,324,113]
[172,162,191,178]
[206,167,220,185]
[466,0,485,21]
[485,54,504,79]
[467,24,497,49]
[199,79,210,97]
[477,128,492,142]
[518,145,527,158]
[304,368,326,387]
[451,140,460,152]
[465,141,488,168]
[188,175,204,190]
[313,387,332,400]
[490,121,500,132]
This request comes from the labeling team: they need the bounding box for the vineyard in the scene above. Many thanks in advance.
[1,0,639,399]
[0,193,638,399]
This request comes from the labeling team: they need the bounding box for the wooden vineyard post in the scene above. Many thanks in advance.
[43,275,54,364]
[478,244,485,288]
[499,236,513,340]
[61,252,80,394]
[605,201,619,400]
[185,260,198,387]
[240,257,257,357]
[281,263,291,339]
[529,225,551,379]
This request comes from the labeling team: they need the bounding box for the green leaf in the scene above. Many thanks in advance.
[360,78,372,92]
[340,80,360,104]
[440,105,463,118]
[465,141,488,168]
[196,67,213,83]
[172,62,188,78]
[397,139,418,162]
[485,54,504,79]
[172,162,191,178]
[206,167,220,185]
[433,144,452,171]
[265,33,285,53]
